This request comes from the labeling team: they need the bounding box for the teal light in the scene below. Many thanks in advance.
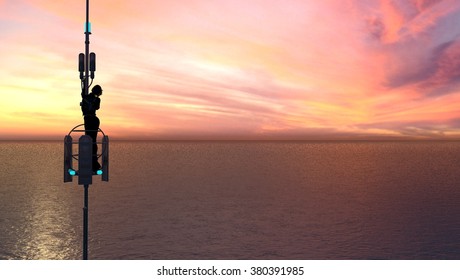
[96,169,103,175]
[68,169,77,176]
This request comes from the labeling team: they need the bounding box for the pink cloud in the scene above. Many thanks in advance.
[2,0,460,139]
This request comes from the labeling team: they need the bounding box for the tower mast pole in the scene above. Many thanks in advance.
[83,0,90,260]
[84,0,90,96]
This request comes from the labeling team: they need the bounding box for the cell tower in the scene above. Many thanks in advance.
[63,0,109,260]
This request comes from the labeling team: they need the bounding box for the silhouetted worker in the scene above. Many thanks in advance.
[81,85,102,171]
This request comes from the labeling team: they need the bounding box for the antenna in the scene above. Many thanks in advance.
[80,0,97,94]
[90,52,96,79]
[78,53,84,80]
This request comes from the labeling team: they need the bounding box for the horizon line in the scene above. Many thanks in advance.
[2,136,460,142]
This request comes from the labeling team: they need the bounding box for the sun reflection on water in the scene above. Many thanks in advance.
[11,183,80,260]
[1,142,81,260]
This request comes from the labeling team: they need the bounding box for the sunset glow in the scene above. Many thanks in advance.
[1,0,460,139]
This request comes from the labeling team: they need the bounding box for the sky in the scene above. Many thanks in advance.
[1,0,460,140]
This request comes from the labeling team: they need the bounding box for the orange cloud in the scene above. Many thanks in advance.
[2,1,460,139]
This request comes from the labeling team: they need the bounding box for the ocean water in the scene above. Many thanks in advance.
[0,140,459,260]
